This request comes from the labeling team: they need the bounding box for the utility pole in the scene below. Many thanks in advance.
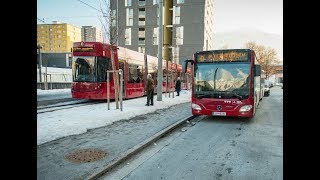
[157,0,164,101]
[116,0,119,45]
[37,45,42,82]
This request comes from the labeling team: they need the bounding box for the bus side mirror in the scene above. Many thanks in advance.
[182,59,193,73]
[254,64,261,76]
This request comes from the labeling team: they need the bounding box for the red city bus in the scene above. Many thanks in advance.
[182,49,263,118]
[71,41,190,100]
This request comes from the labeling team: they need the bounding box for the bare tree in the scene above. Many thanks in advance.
[245,41,280,79]
[99,0,120,109]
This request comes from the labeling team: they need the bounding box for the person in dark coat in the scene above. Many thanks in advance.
[146,74,155,106]
[175,77,181,96]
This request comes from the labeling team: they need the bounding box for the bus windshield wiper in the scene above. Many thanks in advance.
[228,92,243,100]
[195,94,213,99]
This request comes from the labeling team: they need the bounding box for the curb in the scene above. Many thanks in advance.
[87,115,196,180]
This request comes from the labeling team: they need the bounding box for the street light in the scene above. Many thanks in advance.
[37,44,42,82]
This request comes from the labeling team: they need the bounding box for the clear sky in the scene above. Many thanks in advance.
[37,0,283,35]
[37,0,105,29]
[214,0,283,35]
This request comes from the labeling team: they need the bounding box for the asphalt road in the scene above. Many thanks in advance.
[99,87,283,180]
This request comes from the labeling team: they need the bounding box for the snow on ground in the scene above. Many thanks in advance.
[37,88,71,95]
[37,90,191,145]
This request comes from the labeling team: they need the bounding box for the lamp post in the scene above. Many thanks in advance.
[157,0,164,101]
[37,44,42,82]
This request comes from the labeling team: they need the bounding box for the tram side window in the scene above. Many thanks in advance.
[128,64,142,83]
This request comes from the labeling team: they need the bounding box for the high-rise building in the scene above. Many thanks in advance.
[110,0,213,64]
[81,26,104,42]
[37,21,81,52]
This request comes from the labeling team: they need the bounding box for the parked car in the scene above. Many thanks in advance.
[264,84,270,96]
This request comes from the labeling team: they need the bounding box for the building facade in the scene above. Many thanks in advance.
[110,0,213,65]
[37,52,72,69]
[37,21,81,53]
[81,26,104,42]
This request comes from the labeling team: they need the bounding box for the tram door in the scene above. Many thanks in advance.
[119,61,126,98]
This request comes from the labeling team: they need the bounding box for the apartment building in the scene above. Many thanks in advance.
[110,0,214,64]
[37,21,81,53]
[81,26,104,42]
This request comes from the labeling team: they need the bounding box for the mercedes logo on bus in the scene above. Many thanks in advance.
[217,105,222,111]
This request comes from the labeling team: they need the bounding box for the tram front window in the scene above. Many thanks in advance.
[73,57,95,82]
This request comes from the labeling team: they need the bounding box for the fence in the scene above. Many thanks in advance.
[37,72,72,90]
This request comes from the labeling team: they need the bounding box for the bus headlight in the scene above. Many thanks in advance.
[191,103,202,111]
[239,105,252,112]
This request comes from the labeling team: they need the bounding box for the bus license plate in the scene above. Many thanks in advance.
[213,112,226,116]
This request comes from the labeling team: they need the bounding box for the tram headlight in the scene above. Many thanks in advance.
[191,103,202,111]
[239,105,252,112]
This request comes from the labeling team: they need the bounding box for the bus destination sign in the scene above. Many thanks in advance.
[196,51,249,63]
[73,47,95,52]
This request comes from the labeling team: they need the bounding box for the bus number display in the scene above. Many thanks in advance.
[197,51,249,62]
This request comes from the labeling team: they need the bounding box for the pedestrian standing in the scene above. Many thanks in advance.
[176,77,181,96]
[146,74,154,106]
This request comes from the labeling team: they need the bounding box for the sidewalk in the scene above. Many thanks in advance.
[37,90,192,179]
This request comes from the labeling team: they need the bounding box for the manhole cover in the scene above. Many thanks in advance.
[65,149,107,163]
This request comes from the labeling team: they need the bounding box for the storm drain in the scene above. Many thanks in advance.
[65,149,107,163]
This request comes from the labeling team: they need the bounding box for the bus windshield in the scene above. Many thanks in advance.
[73,56,110,82]
[194,62,250,99]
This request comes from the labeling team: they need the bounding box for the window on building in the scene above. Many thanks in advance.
[139,8,145,18]
[175,16,180,24]
[177,0,184,4]
[173,6,180,24]
[125,28,131,45]
[173,46,180,64]
[176,26,184,45]
[125,0,132,6]
[111,10,117,27]
[139,18,145,26]
[157,8,159,25]
[139,28,145,38]
[153,0,158,5]
[139,38,145,45]
[153,27,158,45]
[139,0,146,6]
[126,8,133,26]
[112,19,117,27]
[138,47,145,54]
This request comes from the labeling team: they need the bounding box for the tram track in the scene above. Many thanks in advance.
[37,100,107,114]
